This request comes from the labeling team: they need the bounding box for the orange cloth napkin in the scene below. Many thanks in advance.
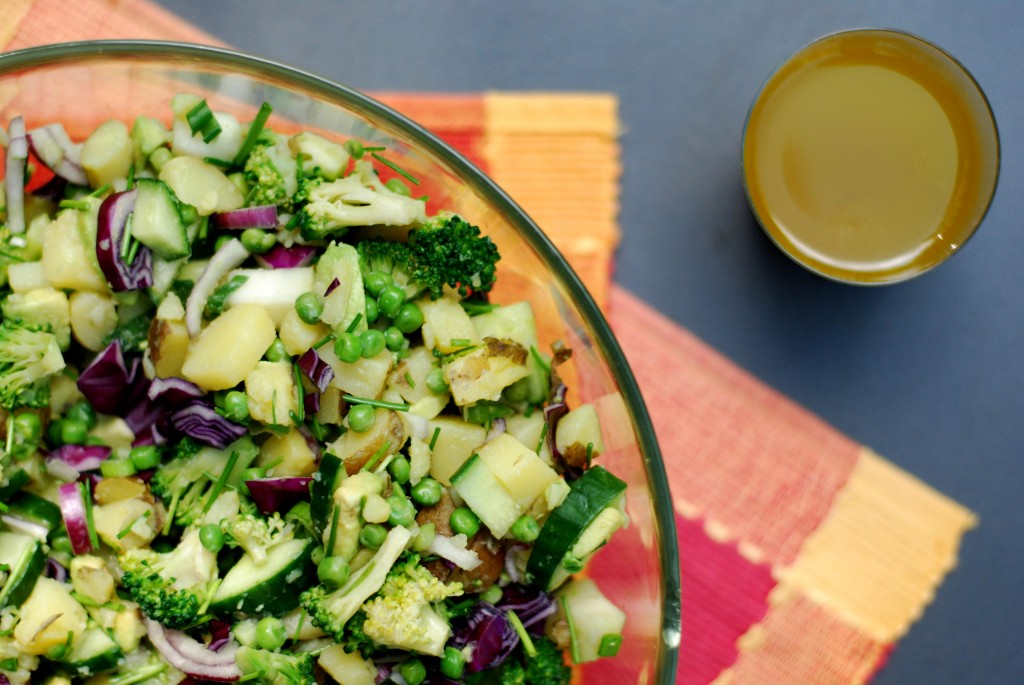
[0,2,977,684]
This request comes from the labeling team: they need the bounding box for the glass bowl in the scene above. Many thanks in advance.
[0,40,680,684]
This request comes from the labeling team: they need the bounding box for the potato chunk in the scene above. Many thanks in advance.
[14,578,88,655]
[182,304,276,391]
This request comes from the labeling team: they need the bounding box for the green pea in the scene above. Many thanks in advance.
[12,412,42,444]
[60,418,89,446]
[384,326,406,352]
[265,338,288,362]
[511,514,540,542]
[222,391,250,422]
[398,659,427,685]
[425,367,448,395]
[333,331,362,364]
[387,494,416,528]
[255,616,287,652]
[64,401,97,430]
[46,419,64,447]
[449,507,480,537]
[385,178,411,196]
[129,445,161,471]
[480,584,503,605]
[359,523,387,550]
[360,329,386,358]
[347,404,376,433]
[295,291,324,325]
[364,298,379,324]
[317,555,351,588]
[377,284,406,320]
[50,532,73,555]
[393,302,424,333]
[364,271,393,298]
[410,477,442,507]
[100,458,137,478]
[240,228,276,254]
[388,455,411,485]
[412,522,435,552]
[440,646,465,680]
[199,523,224,553]
[240,467,265,495]
[344,139,364,159]
[178,203,198,226]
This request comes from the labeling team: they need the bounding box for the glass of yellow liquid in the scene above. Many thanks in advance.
[742,29,999,284]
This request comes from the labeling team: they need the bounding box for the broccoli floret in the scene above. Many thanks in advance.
[235,645,316,685]
[243,133,298,211]
[361,554,464,656]
[497,637,571,685]
[220,511,295,566]
[149,436,259,529]
[0,321,65,410]
[1,288,71,350]
[118,527,220,630]
[292,160,427,240]
[301,525,413,643]
[356,214,500,301]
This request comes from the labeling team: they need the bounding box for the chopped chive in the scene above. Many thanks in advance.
[0,250,25,262]
[198,215,210,241]
[429,426,441,451]
[326,505,341,554]
[460,300,499,315]
[233,101,274,166]
[560,594,582,664]
[89,183,111,197]
[313,333,335,350]
[116,509,152,540]
[361,440,392,473]
[271,389,279,426]
[58,199,91,211]
[370,151,420,185]
[586,442,594,467]
[403,371,416,389]
[449,339,472,348]
[203,450,240,513]
[203,156,232,168]
[536,423,549,455]
[529,346,551,373]
[345,313,364,334]
[198,578,221,616]
[293,363,306,423]
[126,164,136,191]
[125,235,141,266]
[291,609,306,642]
[342,395,409,412]
[308,417,326,442]
[186,99,222,143]
[4,416,14,457]
[506,610,537,657]
[120,212,135,260]
[82,480,99,551]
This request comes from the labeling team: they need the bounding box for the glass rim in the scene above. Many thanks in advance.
[740,27,1001,286]
[0,38,681,681]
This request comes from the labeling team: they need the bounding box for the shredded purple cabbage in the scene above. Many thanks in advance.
[496,585,556,633]
[297,349,334,394]
[254,244,317,270]
[244,477,313,515]
[77,340,150,416]
[170,401,248,449]
[452,602,519,673]
[147,376,205,407]
[48,444,111,472]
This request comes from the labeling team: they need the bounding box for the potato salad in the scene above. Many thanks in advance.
[0,94,627,685]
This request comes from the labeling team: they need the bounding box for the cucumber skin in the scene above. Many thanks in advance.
[311,453,344,537]
[525,466,626,590]
[210,538,316,617]
[0,538,45,609]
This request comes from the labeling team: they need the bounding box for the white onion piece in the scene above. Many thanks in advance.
[402,412,431,441]
[1,514,50,541]
[145,618,240,681]
[57,481,93,555]
[27,124,88,185]
[428,533,482,571]
[185,238,249,338]
[5,115,27,234]
[43,458,80,482]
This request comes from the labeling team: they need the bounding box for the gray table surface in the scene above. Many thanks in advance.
[156,2,1024,683]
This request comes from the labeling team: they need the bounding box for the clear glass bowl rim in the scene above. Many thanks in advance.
[0,39,681,682]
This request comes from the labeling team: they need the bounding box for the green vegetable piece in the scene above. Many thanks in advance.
[256,616,287,651]
[129,445,161,471]
[294,291,324,325]
[317,555,351,588]
[410,478,442,507]
[347,404,376,433]
[449,507,480,537]
[440,646,465,680]
[359,329,386,358]
[359,523,387,550]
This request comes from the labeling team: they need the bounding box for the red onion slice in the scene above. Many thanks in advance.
[147,376,205,407]
[27,124,88,186]
[145,618,240,682]
[48,444,112,473]
[96,188,154,291]
[58,481,93,555]
[6,115,27,234]
[297,348,334,394]
[210,205,278,230]
[170,401,248,449]
[254,243,317,270]
[244,477,313,515]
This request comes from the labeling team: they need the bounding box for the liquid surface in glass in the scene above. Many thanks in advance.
[744,31,995,283]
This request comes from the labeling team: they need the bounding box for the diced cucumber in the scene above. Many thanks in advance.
[4,491,62,535]
[60,623,124,676]
[555,578,627,663]
[0,531,45,608]
[210,537,315,616]
[131,178,190,260]
[311,452,345,536]
[149,255,185,302]
[525,466,626,590]
[470,301,539,349]
[450,453,522,538]
[0,468,30,500]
